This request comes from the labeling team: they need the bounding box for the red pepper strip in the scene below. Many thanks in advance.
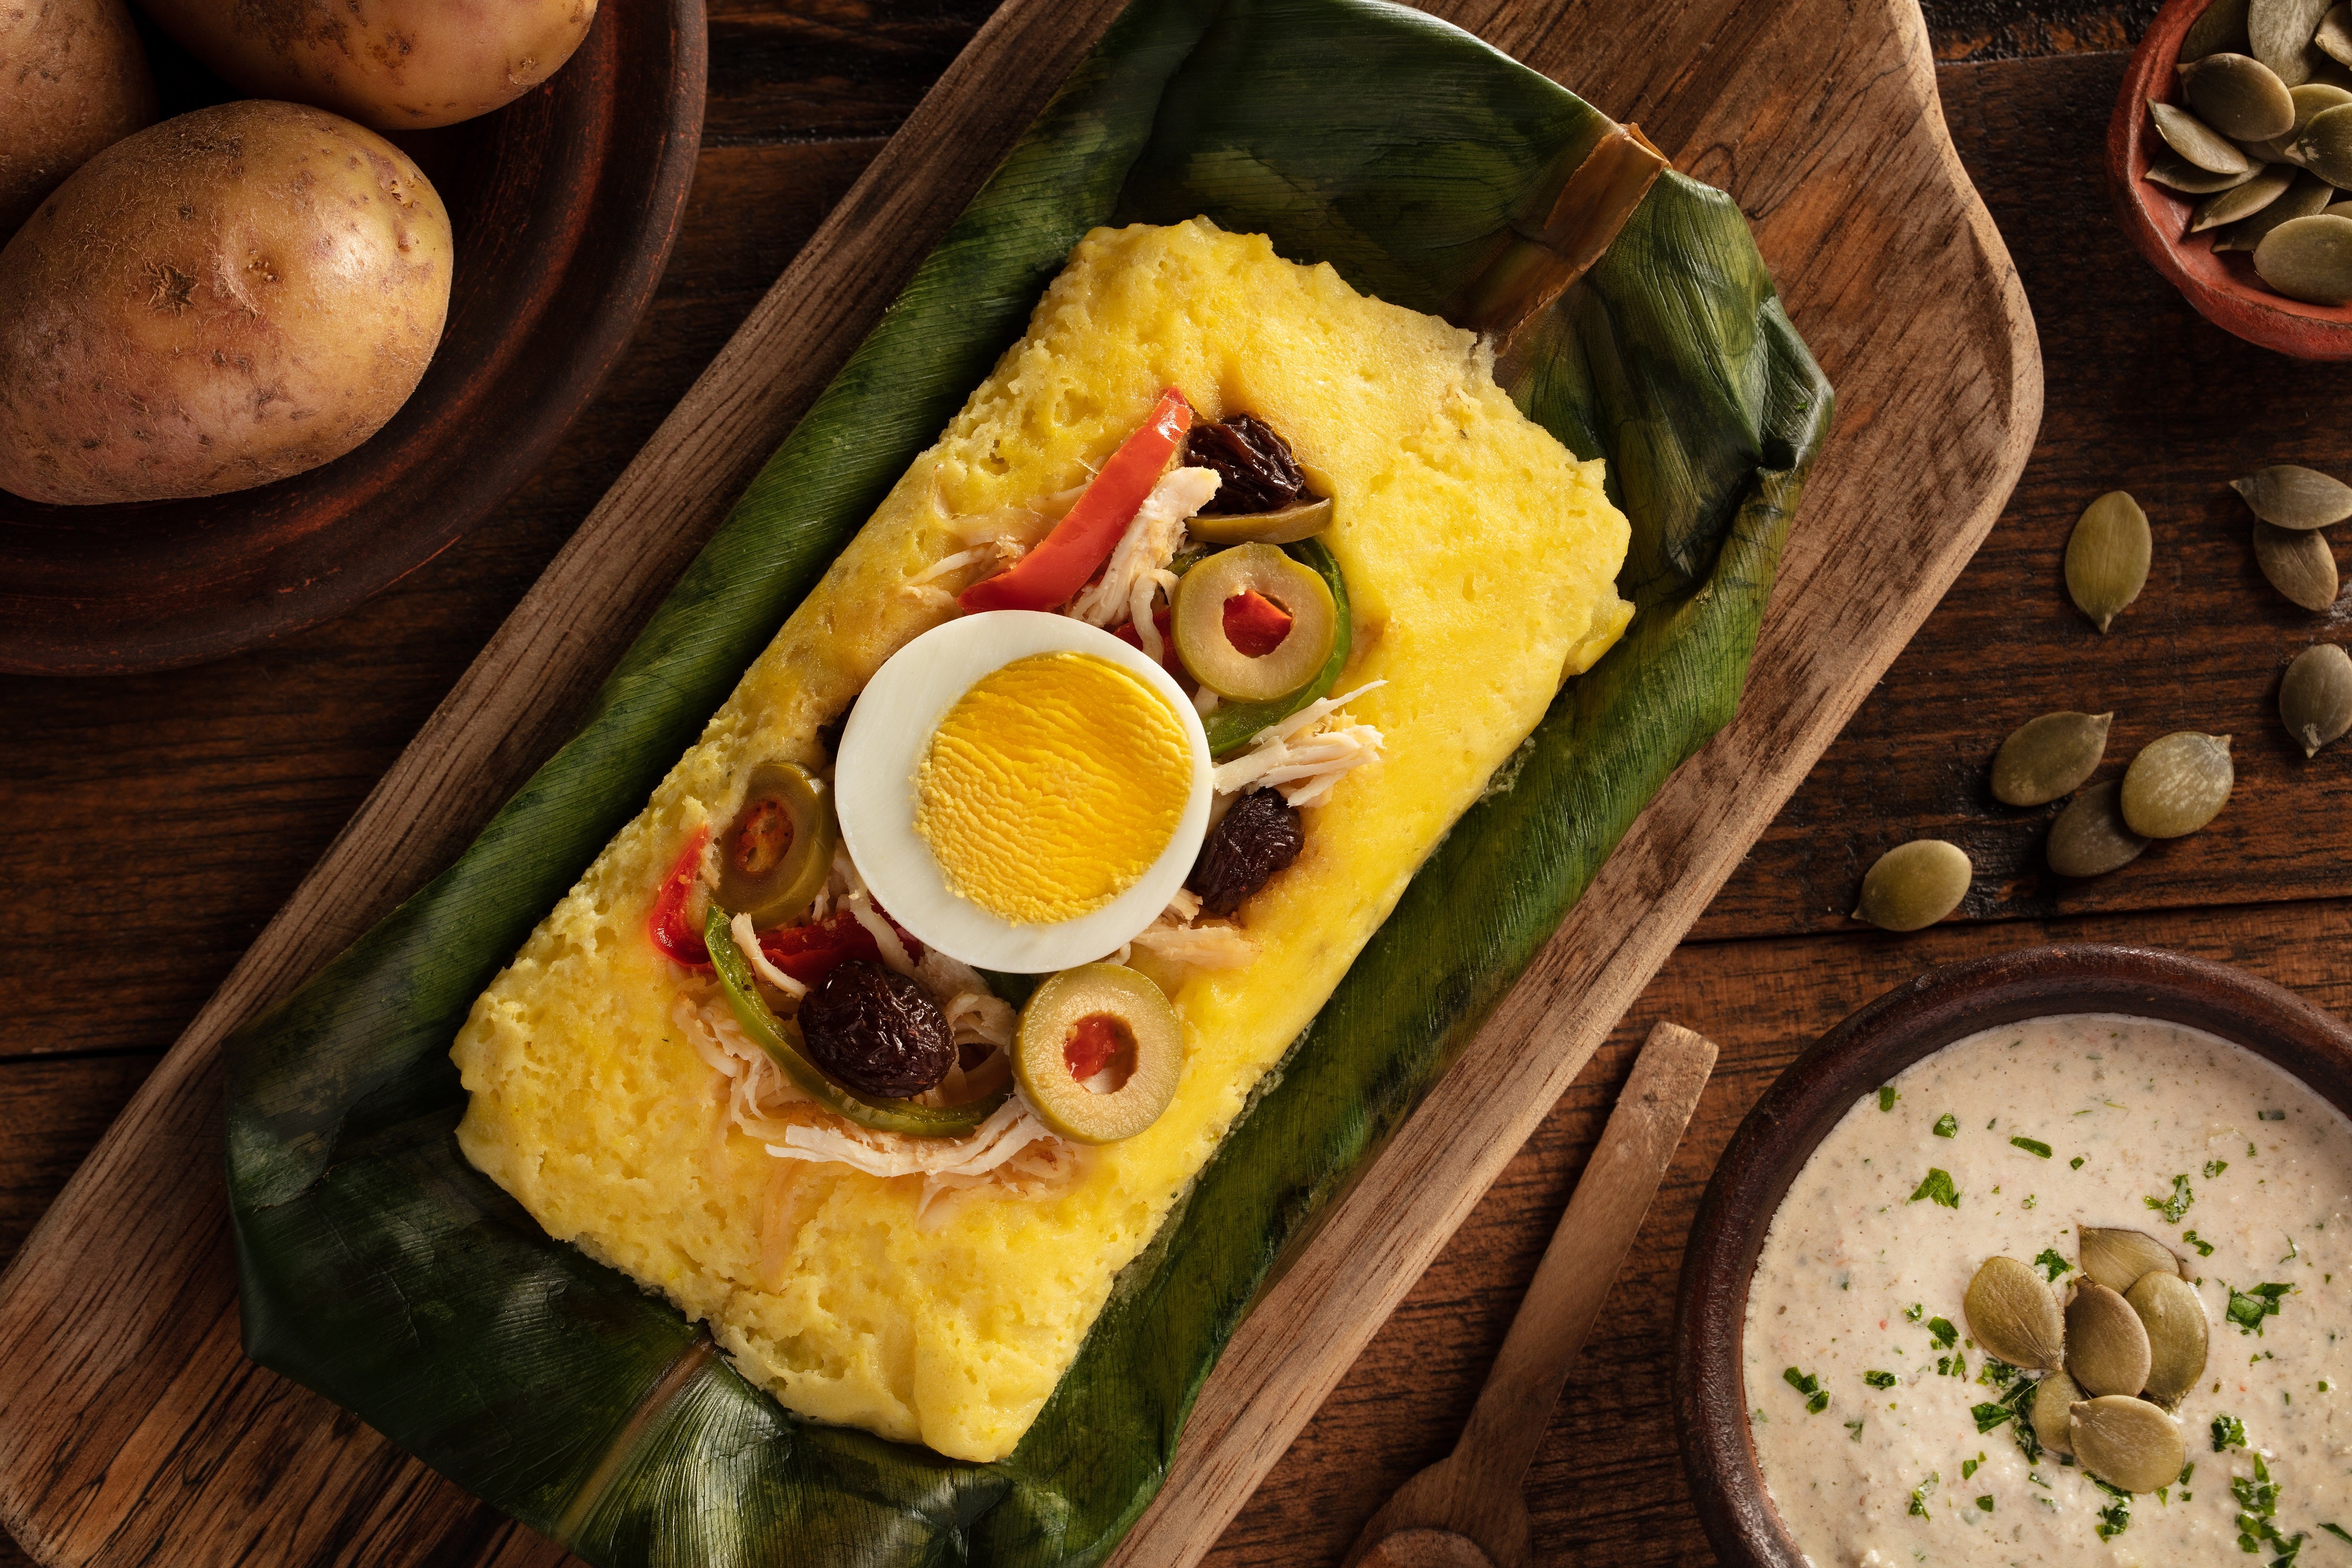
[957,388,1193,613]
[1221,590,1294,658]
[1110,604,1178,669]
[648,827,713,966]
[757,909,925,988]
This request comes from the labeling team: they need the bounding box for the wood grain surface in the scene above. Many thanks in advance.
[1,2,2296,1566]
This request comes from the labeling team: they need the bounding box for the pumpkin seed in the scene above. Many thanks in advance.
[2070,1395,2190,1493]
[1852,839,1971,932]
[2066,1278,2155,1397]
[2253,0,2333,84]
[2066,491,2152,632]
[2148,152,2263,192]
[2257,212,2352,300]
[2214,168,2337,246]
[2031,1370,2082,1456]
[2327,199,2352,214]
[2183,52,2299,137]
[2190,0,2256,60]
[2296,99,2352,179]
[2322,2,2352,65]
[1992,711,2113,806]
[2231,461,2352,526]
[2194,161,2299,227]
[2047,781,2150,878]
[2080,1226,2189,1293]
[2127,1271,2210,1408]
[2255,519,2340,609]
[2152,100,2257,173]
[1965,1256,2067,1371]
[2121,733,2235,838]
[2279,642,2352,755]
[2242,80,2352,158]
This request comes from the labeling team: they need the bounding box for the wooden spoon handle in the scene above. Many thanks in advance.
[1453,1020,1716,1497]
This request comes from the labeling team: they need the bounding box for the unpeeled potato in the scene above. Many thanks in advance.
[136,0,597,130]
[0,100,453,505]
[0,0,159,234]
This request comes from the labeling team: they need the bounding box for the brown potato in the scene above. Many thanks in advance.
[0,100,453,505]
[137,0,597,130]
[0,0,159,235]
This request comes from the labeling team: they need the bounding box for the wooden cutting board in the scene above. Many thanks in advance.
[0,0,2039,1561]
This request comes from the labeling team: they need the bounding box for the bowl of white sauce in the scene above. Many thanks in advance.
[1676,944,2352,1568]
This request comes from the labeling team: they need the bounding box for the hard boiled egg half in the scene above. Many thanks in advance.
[835,611,1213,972]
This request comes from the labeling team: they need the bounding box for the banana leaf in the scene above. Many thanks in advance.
[224,0,1832,1562]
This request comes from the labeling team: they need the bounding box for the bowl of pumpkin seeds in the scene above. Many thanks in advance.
[2112,0,2352,355]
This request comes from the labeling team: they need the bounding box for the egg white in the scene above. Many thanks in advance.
[834,611,1213,972]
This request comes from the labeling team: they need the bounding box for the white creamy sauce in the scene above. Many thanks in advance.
[1744,1014,2352,1567]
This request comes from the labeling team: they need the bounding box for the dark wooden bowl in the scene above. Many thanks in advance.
[2108,0,2352,358]
[0,0,707,676]
[1672,944,2352,1568]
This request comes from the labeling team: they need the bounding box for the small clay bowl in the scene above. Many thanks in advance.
[2108,0,2352,358]
[1671,944,2352,1567]
[0,3,706,675]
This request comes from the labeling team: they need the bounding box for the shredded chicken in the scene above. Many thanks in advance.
[1067,465,1220,658]
[730,911,807,998]
[1212,680,1388,807]
[1109,885,1255,968]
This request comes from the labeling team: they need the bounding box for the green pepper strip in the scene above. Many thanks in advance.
[702,901,1008,1138]
[1199,537,1352,757]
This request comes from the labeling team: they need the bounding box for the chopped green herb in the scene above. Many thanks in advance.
[1972,1401,2018,1434]
[2183,1463,2196,1486]
[1903,1303,1924,1322]
[1910,1471,1939,1518]
[2033,1248,2073,1281]
[2010,1135,2053,1158]
[2207,1159,2231,1179]
[1845,1418,1865,1441]
[1980,1358,2019,1388]
[2283,1235,2302,1266]
[2185,1229,2217,1257]
[1962,1455,1983,1480]
[2260,1109,2286,1121]
[1879,1086,1899,1112]
[2232,1453,2301,1563]
[2070,1155,2086,1169]
[1933,1113,1959,1138]
[2214,1413,2248,1451]
[1910,1167,1961,1208]
[2321,1523,2352,1545]
[2229,1282,2294,1335]
[1865,1370,1897,1389]
[2146,1173,2194,1223]
[1976,1495,1995,1513]
[1784,1366,1829,1414]
[1929,1316,1959,1350]
[2093,1476,2132,1540]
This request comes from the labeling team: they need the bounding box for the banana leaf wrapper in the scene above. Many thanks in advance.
[224,0,1833,1562]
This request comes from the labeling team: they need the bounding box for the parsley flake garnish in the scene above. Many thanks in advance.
[1878,1085,1899,1112]
[2008,1135,2052,1158]
[1910,1168,1962,1208]
[2033,1247,2074,1280]
[2229,1282,2294,1336]
[2146,1173,2194,1223]
[2185,1229,2216,1257]
[1864,1370,1897,1389]
[2214,1413,2248,1451]
[1972,1401,2018,1434]
[2207,1159,2231,1179]
[1933,1113,1959,1138]
[1783,1366,1829,1413]
[1928,1316,1959,1350]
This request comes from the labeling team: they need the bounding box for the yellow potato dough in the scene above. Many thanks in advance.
[453,219,1632,1462]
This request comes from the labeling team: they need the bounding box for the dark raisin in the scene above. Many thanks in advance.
[1186,414,1307,514]
[1188,789,1305,916]
[798,961,956,1099]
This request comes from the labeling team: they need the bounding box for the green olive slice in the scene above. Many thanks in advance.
[714,762,838,927]
[1012,964,1184,1144]
[703,902,1006,1137]
[1172,542,1338,702]
[1200,539,1352,757]
[1185,495,1334,545]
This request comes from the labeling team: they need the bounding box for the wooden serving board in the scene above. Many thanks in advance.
[0,0,2037,1562]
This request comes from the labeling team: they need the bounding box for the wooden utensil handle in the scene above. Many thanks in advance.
[1454,1020,1716,1496]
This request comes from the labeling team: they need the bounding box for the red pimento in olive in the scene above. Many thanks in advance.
[714,762,836,927]
[1062,1013,1132,1087]
[1012,965,1183,1144]
[1220,590,1293,658]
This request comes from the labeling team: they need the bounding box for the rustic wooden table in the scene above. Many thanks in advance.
[18,0,2350,1563]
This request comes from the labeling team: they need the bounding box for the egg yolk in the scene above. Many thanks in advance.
[914,651,1192,925]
